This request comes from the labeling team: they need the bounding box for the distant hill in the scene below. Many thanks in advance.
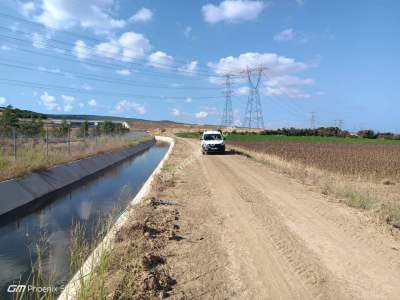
[0,106,185,125]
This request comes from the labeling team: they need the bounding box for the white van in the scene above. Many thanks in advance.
[200,131,225,154]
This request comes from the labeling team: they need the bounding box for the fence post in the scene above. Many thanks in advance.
[67,127,71,155]
[45,127,49,157]
[12,127,16,161]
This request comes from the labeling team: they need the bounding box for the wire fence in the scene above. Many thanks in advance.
[0,126,138,162]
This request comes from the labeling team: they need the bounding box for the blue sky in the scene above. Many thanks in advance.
[0,0,399,132]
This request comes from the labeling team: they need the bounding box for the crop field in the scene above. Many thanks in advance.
[175,132,400,144]
[228,140,400,180]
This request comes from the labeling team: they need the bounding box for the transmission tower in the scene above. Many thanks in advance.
[310,112,316,129]
[243,67,265,129]
[220,74,234,127]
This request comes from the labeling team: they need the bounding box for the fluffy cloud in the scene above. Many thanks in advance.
[88,99,97,107]
[208,52,308,76]
[185,97,192,103]
[130,8,153,23]
[73,40,90,60]
[0,97,6,105]
[78,31,151,62]
[179,61,198,76]
[264,75,314,98]
[40,92,60,111]
[119,32,151,61]
[116,69,131,76]
[148,51,174,69]
[115,100,146,115]
[274,28,294,42]
[202,0,266,24]
[61,95,75,112]
[209,52,313,98]
[35,0,126,31]
[195,111,209,119]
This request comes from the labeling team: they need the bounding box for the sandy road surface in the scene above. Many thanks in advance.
[166,138,400,299]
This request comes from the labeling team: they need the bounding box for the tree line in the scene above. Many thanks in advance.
[0,106,129,137]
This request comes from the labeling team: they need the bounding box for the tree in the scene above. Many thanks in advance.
[77,121,89,138]
[0,105,19,129]
[357,129,376,139]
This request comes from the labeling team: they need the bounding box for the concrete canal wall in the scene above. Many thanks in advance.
[0,138,156,217]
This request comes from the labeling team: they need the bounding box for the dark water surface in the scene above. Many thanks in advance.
[0,143,168,299]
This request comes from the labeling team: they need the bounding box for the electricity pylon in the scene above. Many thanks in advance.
[220,74,233,127]
[243,67,265,129]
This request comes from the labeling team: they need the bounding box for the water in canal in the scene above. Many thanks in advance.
[0,143,168,299]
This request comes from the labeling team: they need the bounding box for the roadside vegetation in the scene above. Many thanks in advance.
[176,129,400,144]
[0,105,151,181]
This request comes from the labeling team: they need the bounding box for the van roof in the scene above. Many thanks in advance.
[203,131,222,135]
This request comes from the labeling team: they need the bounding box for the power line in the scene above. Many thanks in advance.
[0,59,222,91]
[0,78,222,100]
[0,31,220,79]
[0,13,233,77]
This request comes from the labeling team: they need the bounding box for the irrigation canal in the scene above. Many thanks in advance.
[0,142,169,299]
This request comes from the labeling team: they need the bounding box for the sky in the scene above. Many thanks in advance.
[0,0,399,132]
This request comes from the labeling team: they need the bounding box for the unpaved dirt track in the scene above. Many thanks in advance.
[168,138,400,300]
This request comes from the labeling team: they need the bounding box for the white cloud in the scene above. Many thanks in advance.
[88,99,97,107]
[171,108,181,117]
[1,45,11,51]
[61,95,75,112]
[119,32,151,61]
[79,102,85,108]
[202,0,266,24]
[209,52,314,99]
[88,31,151,62]
[115,100,146,115]
[185,97,192,103]
[73,40,90,60]
[0,97,6,105]
[235,86,250,95]
[20,1,37,17]
[130,8,153,23]
[32,32,46,49]
[148,51,174,69]
[95,40,120,58]
[35,0,126,32]
[116,69,131,76]
[195,111,209,119]
[40,92,60,111]
[264,75,314,98]
[274,28,294,42]
[179,61,198,76]
[208,52,308,76]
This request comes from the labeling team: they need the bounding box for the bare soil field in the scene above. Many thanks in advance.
[104,137,400,299]
[228,140,400,180]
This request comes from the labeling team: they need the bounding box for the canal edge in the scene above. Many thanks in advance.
[58,136,175,300]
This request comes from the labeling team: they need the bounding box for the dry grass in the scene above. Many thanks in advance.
[0,135,152,182]
[229,143,400,229]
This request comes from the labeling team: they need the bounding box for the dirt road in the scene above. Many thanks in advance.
[165,138,400,300]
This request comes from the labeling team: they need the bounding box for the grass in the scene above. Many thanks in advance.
[175,131,400,144]
[0,135,153,182]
